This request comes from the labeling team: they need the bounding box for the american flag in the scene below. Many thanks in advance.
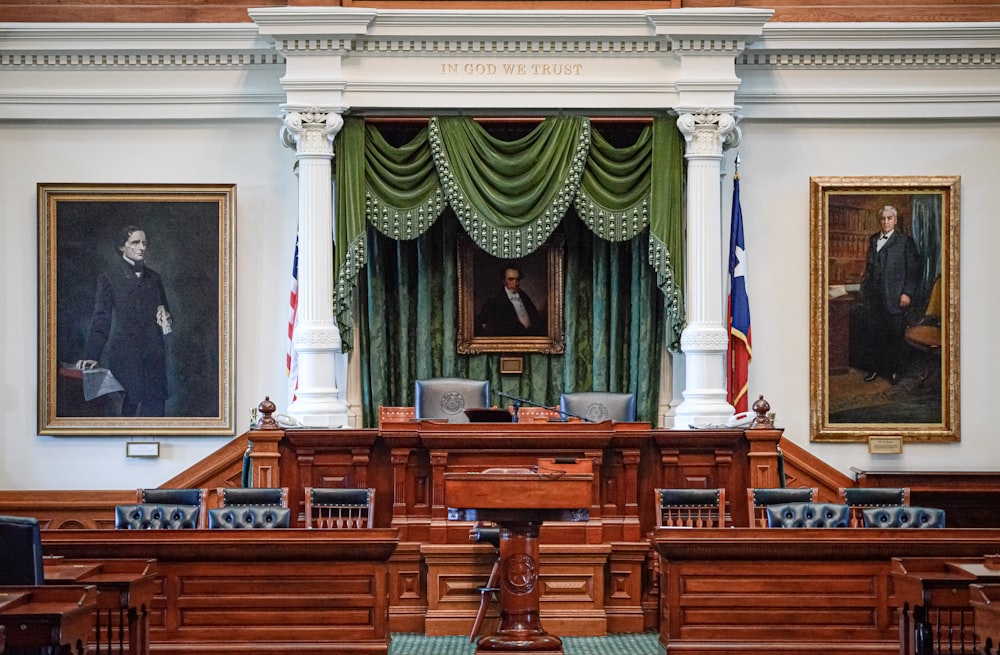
[727,173,752,413]
[286,234,299,406]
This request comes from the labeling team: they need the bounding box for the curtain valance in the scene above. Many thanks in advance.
[334,115,685,350]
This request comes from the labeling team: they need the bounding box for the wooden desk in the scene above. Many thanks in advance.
[652,528,1000,655]
[890,557,1000,655]
[44,557,157,655]
[0,585,97,655]
[446,468,593,654]
[41,528,399,655]
[970,583,1000,655]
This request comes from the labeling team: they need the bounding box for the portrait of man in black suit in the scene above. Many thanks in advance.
[475,264,545,337]
[859,204,922,385]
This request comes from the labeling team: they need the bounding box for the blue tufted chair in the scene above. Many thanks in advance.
[137,488,208,528]
[415,378,490,423]
[559,392,636,423]
[656,488,726,528]
[305,487,375,529]
[208,506,291,529]
[765,502,850,528]
[839,487,910,527]
[115,504,201,529]
[861,506,946,528]
[0,515,45,585]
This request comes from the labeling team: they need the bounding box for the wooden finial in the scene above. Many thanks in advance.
[748,395,773,429]
[256,396,279,430]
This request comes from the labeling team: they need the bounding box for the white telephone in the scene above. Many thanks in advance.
[726,411,754,428]
[274,413,303,428]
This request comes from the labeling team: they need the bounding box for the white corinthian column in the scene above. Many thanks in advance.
[281,108,349,428]
[672,109,741,429]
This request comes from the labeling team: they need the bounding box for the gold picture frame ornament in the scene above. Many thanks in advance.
[809,176,959,443]
[38,183,236,436]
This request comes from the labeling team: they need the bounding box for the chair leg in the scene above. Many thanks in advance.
[469,558,500,642]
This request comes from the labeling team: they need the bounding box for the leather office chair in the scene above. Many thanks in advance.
[655,488,726,528]
[559,392,636,422]
[861,506,946,528]
[765,502,850,528]
[304,487,375,528]
[415,378,490,423]
[137,488,208,528]
[839,487,910,527]
[218,487,288,508]
[208,506,291,529]
[747,487,818,528]
[0,515,45,585]
[115,504,201,529]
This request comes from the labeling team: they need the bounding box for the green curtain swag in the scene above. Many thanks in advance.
[334,114,685,351]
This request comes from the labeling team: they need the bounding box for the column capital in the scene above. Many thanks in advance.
[675,109,741,157]
[280,108,344,156]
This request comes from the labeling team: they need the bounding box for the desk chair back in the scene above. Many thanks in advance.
[656,488,726,528]
[0,515,45,585]
[559,392,636,422]
[137,488,208,528]
[305,487,375,529]
[219,487,288,508]
[839,487,910,527]
[747,487,818,528]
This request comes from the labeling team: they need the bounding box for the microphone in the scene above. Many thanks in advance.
[496,391,524,422]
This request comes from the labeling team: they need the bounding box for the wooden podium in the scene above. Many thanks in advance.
[445,462,593,654]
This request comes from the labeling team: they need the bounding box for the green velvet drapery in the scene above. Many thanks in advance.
[335,116,685,425]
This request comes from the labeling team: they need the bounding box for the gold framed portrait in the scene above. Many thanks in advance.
[38,183,236,436]
[809,176,959,443]
[457,232,565,354]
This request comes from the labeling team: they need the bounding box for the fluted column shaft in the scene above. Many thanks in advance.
[673,110,740,428]
[281,108,348,428]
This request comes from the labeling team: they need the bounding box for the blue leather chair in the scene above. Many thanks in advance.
[0,515,45,585]
[766,502,850,528]
[861,506,946,528]
[208,506,291,529]
[415,378,490,423]
[747,487,817,528]
[115,504,201,529]
[219,487,287,508]
[560,392,636,422]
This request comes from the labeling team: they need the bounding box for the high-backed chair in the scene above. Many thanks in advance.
[765,502,850,528]
[839,487,910,527]
[115,504,201,529]
[747,487,818,528]
[0,515,45,585]
[559,392,636,423]
[861,506,946,528]
[137,488,208,528]
[218,487,288,508]
[208,506,291,529]
[304,487,375,528]
[415,377,490,423]
[655,488,726,528]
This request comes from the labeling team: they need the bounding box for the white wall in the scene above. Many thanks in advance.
[2,17,999,490]
[0,119,298,489]
[736,118,1000,474]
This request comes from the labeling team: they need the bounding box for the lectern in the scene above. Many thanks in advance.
[445,464,593,654]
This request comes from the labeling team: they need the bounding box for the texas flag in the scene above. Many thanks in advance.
[727,173,752,413]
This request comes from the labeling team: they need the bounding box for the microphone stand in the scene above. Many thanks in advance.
[495,391,592,423]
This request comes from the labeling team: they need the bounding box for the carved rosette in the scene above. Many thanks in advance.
[281,108,344,157]
[676,110,741,157]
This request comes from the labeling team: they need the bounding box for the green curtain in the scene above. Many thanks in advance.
[359,210,663,425]
[334,115,685,425]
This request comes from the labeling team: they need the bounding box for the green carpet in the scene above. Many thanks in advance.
[390,632,660,654]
